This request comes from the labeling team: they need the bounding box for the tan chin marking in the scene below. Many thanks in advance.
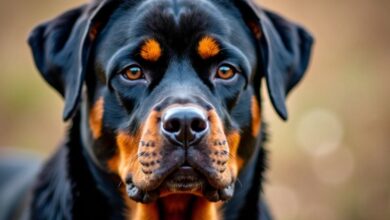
[130,202,159,220]
[191,197,222,220]
[160,195,222,220]
[126,196,221,220]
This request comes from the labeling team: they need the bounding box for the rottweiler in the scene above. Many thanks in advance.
[1,0,313,219]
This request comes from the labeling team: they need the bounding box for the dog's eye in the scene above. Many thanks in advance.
[216,64,236,80]
[122,65,144,80]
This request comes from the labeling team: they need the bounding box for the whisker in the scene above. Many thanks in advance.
[236,178,243,188]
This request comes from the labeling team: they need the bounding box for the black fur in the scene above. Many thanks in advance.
[31,114,126,220]
[2,0,313,219]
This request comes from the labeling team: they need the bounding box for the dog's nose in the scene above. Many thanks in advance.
[161,107,208,146]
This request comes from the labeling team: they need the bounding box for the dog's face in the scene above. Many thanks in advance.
[29,0,313,204]
[89,0,258,202]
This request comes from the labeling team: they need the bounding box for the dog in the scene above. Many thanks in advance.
[1,0,313,219]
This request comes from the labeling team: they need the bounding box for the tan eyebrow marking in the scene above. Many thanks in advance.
[140,39,162,62]
[197,36,220,59]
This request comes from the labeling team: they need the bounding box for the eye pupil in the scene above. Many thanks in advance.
[220,67,230,74]
[123,65,143,80]
[216,65,235,79]
[130,67,140,75]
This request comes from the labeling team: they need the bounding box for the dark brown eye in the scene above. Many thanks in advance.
[122,65,144,80]
[216,64,236,80]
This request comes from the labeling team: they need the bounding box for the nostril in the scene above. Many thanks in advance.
[191,118,208,133]
[163,118,181,133]
[161,107,209,146]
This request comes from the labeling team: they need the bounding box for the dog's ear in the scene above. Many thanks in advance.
[235,0,314,120]
[28,1,118,121]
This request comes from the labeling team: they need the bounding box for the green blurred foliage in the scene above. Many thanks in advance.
[0,0,389,219]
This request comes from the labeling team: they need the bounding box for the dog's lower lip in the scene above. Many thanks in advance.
[163,166,204,192]
[167,166,199,182]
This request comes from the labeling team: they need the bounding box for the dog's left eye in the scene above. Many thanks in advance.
[215,64,237,80]
[121,65,144,81]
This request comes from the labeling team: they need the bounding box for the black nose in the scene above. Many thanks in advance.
[161,107,209,146]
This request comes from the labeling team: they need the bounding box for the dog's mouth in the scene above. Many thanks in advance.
[161,166,204,194]
[125,165,234,203]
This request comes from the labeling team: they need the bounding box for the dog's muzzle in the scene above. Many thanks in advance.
[125,100,235,203]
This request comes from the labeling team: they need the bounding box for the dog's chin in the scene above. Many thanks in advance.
[160,166,205,196]
[126,166,235,204]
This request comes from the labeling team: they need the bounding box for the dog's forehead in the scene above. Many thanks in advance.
[120,0,228,45]
[97,0,244,57]
[137,0,227,30]
[94,0,257,79]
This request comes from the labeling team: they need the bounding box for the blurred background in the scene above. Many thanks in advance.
[0,0,389,219]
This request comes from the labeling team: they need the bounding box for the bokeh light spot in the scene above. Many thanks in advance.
[312,148,355,185]
[297,109,344,157]
[265,184,300,219]
[299,204,338,220]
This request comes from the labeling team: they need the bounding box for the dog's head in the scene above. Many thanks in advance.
[29,0,312,203]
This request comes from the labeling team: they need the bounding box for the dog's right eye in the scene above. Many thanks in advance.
[121,65,144,81]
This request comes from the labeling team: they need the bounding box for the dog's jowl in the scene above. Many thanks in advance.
[18,0,313,219]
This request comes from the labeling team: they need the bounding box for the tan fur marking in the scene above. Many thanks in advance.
[114,129,160,220]
[207,109,239,186]
[140,39,162,62]
[89,97,104,139]
[106,156,119,174]
[248,21,262,39]
[160,195,192,220]
[198,36,220,59]
[133,110,165,189]
[226,131,241,176]
[89,21,102,40]
[127,196,221,220]
[208,109,226,143]
[236,155,245,173]
[115,185,138,220]
[191,198,221,220]
[131,202,159,220]
[115,131,142,179]
[251,96,261,137]
[160,195,222,220]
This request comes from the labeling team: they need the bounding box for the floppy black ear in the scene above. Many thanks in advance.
[235,0,314,120]
[28,0,118,121]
